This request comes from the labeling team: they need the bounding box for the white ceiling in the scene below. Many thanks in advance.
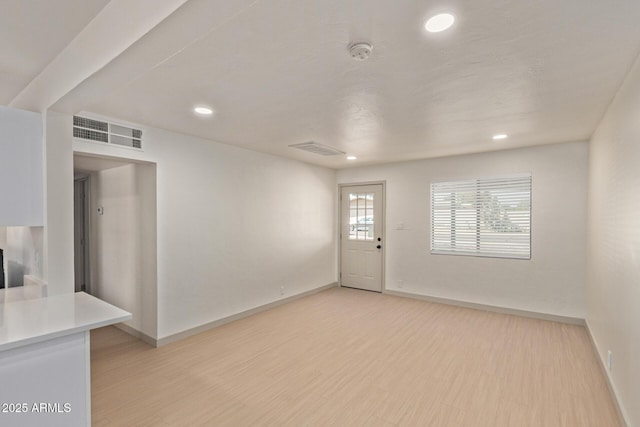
[5,0,640,168]
[0,0,109,104]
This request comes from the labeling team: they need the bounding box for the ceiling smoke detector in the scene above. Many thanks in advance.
[349,42,373,61]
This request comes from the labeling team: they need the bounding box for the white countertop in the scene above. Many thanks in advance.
[0,292,131,351]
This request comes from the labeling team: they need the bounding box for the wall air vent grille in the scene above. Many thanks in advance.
[73,128,109,143]
[73,116,142,150]
[74,116,108,132]
[289,141,345,156]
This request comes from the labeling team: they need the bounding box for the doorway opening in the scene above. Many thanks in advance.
[73,153,158,340]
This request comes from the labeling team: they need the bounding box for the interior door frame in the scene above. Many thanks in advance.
[338,181,386,292]
[74,174,91,294]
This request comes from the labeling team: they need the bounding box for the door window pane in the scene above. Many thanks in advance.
[348,192,374,240]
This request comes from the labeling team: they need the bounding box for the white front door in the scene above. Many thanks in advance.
[340,184,384,292]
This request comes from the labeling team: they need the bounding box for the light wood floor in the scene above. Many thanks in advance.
[91,287,620,426]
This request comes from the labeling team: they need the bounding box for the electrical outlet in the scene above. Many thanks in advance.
[280,286,285,296]
[398,279,404,288]
[607,350,613,371]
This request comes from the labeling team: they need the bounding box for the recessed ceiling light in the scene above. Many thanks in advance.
[193,106,213,115]
[347,155,357,160]
[425,13,455,33]
[492,134,508,140]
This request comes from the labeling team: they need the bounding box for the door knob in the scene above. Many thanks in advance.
[377,245,382,249]
[377,237,381,241]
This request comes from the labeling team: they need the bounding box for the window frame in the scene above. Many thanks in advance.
[429,173,533,260]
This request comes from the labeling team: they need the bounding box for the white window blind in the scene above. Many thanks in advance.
[431,174,531,259]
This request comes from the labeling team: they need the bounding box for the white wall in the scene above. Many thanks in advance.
[338,142,588,318]
[89,162,158,338]
[44,110,75,296]
[72,113,337,339]
[587,54,640,426]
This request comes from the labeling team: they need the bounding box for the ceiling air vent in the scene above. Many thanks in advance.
[289,141,345,156]
[73,116,142,149]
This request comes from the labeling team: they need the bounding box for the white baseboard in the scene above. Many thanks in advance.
[584,320,630,427]
[113,323,157,347]
[155,282,338,347]
[383,289,585,325]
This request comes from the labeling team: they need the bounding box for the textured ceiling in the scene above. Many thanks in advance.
[6,0,640,168]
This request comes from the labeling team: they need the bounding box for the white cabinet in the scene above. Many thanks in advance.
[0,106,43,226]
[0,292,131,426]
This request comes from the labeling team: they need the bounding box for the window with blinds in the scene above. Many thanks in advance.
[431,174,531,259]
